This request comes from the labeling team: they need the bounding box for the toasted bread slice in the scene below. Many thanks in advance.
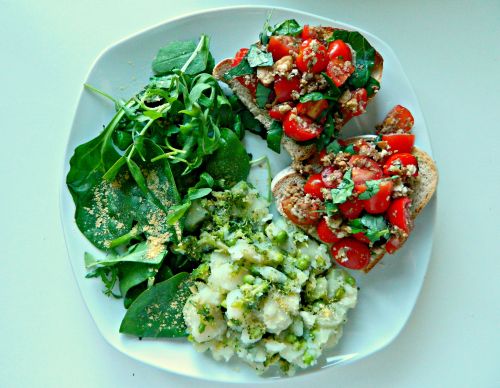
[213,28,383,162]
[271,144,438,273]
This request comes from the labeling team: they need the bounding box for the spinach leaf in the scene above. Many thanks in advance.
[118,262,158,300]
[267,120,283,154]
[223,58,254,80]
[330,169,354,204]
[272,19,302,36]
[247,44,273,67]
[119,272,192,338]
[256,83,272,108]
[84,241,165,268]
[152,35,211,76]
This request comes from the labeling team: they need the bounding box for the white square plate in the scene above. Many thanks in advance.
[60,5,436,382]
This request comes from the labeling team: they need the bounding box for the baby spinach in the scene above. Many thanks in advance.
[119,272,192,338]
[84,242,165,268]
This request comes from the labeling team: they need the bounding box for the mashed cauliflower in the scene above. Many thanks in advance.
[181,182,358,375]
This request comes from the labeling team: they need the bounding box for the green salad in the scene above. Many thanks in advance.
[66,25,358,376]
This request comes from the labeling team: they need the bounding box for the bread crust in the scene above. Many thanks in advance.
[213,28,384,162]
[271,145,438,273]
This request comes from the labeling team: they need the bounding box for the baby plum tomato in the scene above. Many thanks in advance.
[353,232,370,244]
[301,24,318,40]
[296,99,329,120]
[326,58,355,87]
[387,197,413,233]
[231,48,249,66]
[283,112,324,141]
[383,153,419,176]
[317,219,342,244]
[304,173,326,200]
[363,180,394,214]
[341,88,368,121]
[267,36,299,61]
[348,155,383,186]
[331,238,371,270]
[282,197,321,226]
[321,166,341,188]
[385,236,403,254]
[274,75,301,103]
[381,105,415,133]
[296,39,329,73]
[327,39,352,61]
[338,198,364,220]
[269,104,291,121]
[382,134,415,154]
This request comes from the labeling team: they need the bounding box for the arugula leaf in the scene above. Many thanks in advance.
[152,35,211,76]
[223,58,254,80]
[119,273,192,338]
[267,120,283,153]
[186,187,212,201]
[247,44,273,67]
[329,169,354,204]
[84,241,165,268]
[85,266,120,298]
[256,83,272,108]
[358,179,381,200]
[272,19,302,36]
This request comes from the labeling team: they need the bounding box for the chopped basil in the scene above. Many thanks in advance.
[267,120,283,153]
[349,214,390,243]
[256,83,272,108]
[358,179,381,200]
[223,57,254,80]
[329,169,354,205]
[316,113,335,151]
[326,139,342,154]
[259,12,273,45]
[365,76,380,97]
[272,19,302,36]
[247,44,273,67]
[321,72,342,101]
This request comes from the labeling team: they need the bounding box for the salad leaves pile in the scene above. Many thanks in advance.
[67,35,258,337]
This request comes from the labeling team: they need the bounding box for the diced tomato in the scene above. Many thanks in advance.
[353,139,371,154]
[282,197,321,226]
[274,75,301,103]
[326,58,355,87]
[363,181,394,214]
[383,153,419,176]
[296,39,329,73]
[348,155,383,185]
[283,112,323,141]
[353,232,370,244]
[338,198,364,220]
[267,36,299,61]
[340,88,368,122]
[269,104,291,121]
[386,197,413,233]
[304,173,326,200]
[379,105,415,133]
[385,236,404,254]
[317,219,342,244]
[319,149,327,160]
[231,48,249,67]
[331,238,371,270]
[230,48,257,95]
[327,39,352,61]
[296,99,329,120]
[321,166,342,188]
[301,24,318,40]
[382,134,415,154]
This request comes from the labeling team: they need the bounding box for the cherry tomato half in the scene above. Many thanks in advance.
[363,180,394,214]
[386,197,413,233]
[317,219,342,244]
[268,36,300,61]
[385,236,404,254]
[327,39,352,61]
[274,75,301,103]
[338,198,364,220]
[383,153,419,176]
[231,48,249,67]
[353,232,371,244]
[283,112,323,141]
[296,99,329,120]
[304,173,326,200]
[382,134,415,154]
[321,166,342,188]
[348,155,383,186]
[326,58,355,87]
[269,104,292,121]
[301,24,318,40]
[282,197,321,226]
[331,238,371,270]
[296,39,329,73]
[379,105,415,133]
[340,88,368,121]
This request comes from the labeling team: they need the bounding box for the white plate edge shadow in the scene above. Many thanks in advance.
[59,5,437,383]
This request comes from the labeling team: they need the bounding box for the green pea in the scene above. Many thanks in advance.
[297,256,310,270]
[243,274,255,284]
[273,252,284,264]
[198,323,206,333]
[345,275,356,287]
[334,286,345,301]
[226,238,238,247]
[285,333,297,343]
[303,352,315,365]
[275,230,288,243]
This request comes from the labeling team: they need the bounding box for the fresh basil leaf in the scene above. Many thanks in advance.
[321,72,342,100]
[330,169,354,204]
[366,228,390,242]
[347,32,375,88]
[267,120,283,153]
[256,83,272,108]
[344,144,355,154]
[223,58,254,80]
[186,187,212,201]
[358,179,381,200]
[331,30,350,42]
[240,110,266,138]
[361,214,388,231]
[348,214,390,243]
[152,35,211,76]
[326,139,342,154]
[247,44,273,67]
[316,113,335,151]
[366,76,380,97]
[119,272,192,338]
[272,19,302,36]
[259,12,273,44]
[300,92,327,103]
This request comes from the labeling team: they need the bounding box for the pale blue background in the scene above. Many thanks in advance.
[1,1,499,387]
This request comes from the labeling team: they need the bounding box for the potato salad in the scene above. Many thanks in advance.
[182,182,357,375]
